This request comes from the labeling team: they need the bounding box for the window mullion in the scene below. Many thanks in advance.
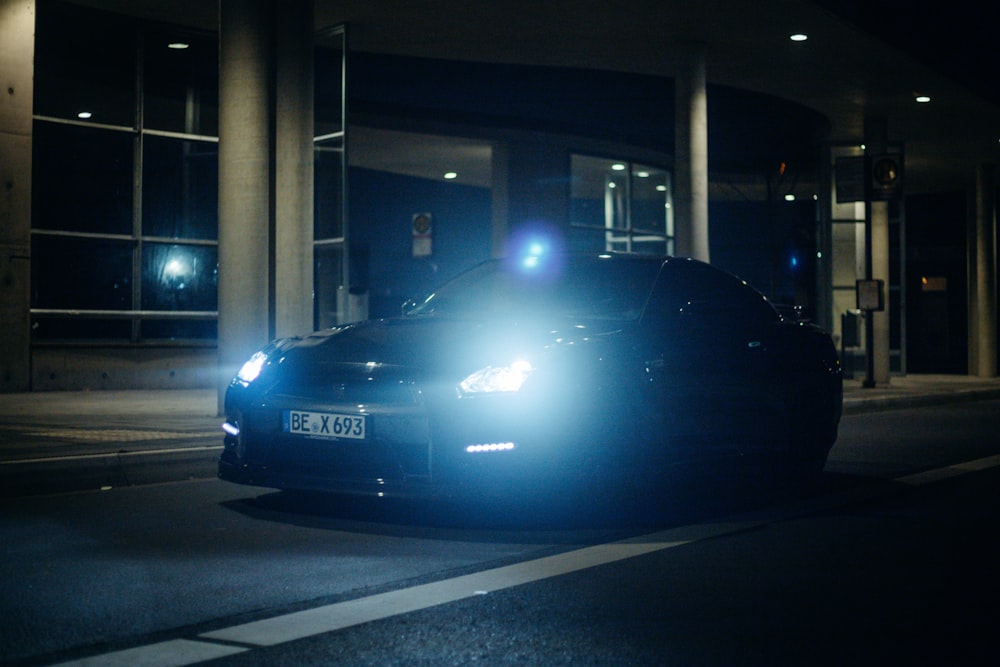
[132,29,144,343]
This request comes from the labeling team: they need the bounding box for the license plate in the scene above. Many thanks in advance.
[282,410,367,440]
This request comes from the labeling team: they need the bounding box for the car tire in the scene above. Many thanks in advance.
[784,389,835,478]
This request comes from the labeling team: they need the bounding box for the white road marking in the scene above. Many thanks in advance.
[896,453,1000,486]
[50,639,245,666]
[50,453,1000,666]
[199,539,693,647]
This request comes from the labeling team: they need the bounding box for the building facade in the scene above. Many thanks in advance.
[1,0,996,398]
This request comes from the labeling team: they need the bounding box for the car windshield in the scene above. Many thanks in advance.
[406,255,661,321]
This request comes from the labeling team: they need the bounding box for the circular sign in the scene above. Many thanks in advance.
[412,213,432,235]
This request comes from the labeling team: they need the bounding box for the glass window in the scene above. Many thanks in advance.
[315,29,345,137]
[631,164,671,235]
[142,136,219,240]
[31,236,133,310]
[570,154,673,255]
[33,1,136,127]
[141,243,218,312]
[314,141,344,240]
[313,27,348,328]
[570,155,618,229]
[143,30,219,135]
[32,122,134,235]
[314,244,344,329]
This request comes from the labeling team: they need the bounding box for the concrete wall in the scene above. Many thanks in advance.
[31,347,217,391]
[0,0,34,392]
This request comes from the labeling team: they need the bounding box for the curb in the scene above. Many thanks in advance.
[0,445,222,498]
[842,387,1000,415]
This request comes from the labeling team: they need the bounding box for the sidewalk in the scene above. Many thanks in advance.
[0,389,221,466]
[841,373,1000,414]
[0,388,222,497]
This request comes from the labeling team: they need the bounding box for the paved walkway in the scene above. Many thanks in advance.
[841,373,1000,414]
[1,375,999,464]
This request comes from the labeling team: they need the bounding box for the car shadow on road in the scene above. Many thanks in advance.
[219,462,884,543]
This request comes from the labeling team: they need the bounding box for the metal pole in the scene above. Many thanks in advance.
[863,194,876,388]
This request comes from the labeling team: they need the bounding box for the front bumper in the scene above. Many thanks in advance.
[217,385,606,498]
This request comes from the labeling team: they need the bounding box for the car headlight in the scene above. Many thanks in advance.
[235,349,269,386]
[459,359,534,394]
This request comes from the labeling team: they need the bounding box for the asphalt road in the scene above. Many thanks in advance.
[2,399,999,666]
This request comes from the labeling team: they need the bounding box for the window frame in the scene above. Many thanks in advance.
[31,4,220,345]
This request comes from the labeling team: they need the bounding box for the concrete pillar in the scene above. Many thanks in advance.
[218,0,317,410]
[674,42,710,262]
[218,0,275,408]
[870,199,891,384]
[0,0,34,392]
[274,0,314,338]
[864,117,891,386]
[969,163,997,377]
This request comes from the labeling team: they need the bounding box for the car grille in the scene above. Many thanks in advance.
[244,363,436,481]
[271,363,422,405]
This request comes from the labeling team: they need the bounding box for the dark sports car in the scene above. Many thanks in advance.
[218,252,842,498]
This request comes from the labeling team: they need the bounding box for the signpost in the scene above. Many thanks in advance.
[836,148,902,388]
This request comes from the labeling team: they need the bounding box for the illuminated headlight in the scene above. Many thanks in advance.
[459,360,534,394]
[235,350,269,385]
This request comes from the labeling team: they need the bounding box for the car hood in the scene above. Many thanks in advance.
[274,315,631,380]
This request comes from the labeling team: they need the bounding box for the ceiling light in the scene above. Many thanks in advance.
[77,111,92,119]
[168,42,190,50]
[790,33,808,42]
[611,163,626,171]
[915,95,931,103]
[784,194,796,201]
[443,172,458,180]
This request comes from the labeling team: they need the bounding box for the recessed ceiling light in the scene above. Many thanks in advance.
[784,194,796,201]
[915,95,931,103]
[168,42,190,50]
[77,111,92,119]
[611,163,626,171]
[790,33,808,42]
[443,172,458,180]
